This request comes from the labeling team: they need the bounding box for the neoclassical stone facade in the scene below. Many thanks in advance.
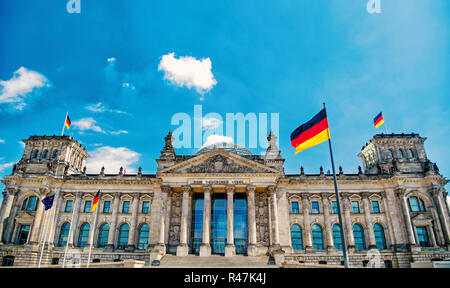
[0,132,449,267]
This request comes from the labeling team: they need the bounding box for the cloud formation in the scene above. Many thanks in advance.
[0,139,4,144]
[202,134,233,148]
[110,130,128,135]
[0,67,49,110]
[158,52,217,97]
[85,102,129,115]
[86,146,140,174]
[0,162,14,173]
[72,117,106,134]
[202,117,223,131]
[107,57,117,63]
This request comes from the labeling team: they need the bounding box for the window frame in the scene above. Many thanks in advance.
[372,201,380,213]
[351,201,360,214]
[311,201,320,214]
[291,201,299,214]
[103,201,111,213]
[142,201,150,214]
[122,201,131,214]
[64,200,73,213]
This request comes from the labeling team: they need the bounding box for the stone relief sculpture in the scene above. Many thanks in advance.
[185,154,260,174]
[255,192,269,246]
[168,192,182,245]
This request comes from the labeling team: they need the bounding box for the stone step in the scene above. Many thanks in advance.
[158,254,275,268]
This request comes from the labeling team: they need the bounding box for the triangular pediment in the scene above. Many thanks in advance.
[159,149,280,175]
[412,213,431,221]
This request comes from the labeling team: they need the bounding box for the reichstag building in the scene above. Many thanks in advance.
[0,131,449,267]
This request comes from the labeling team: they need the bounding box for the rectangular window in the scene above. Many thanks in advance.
[331,201,338,214]
[291,201,299,214]
[142,201,150,214]
[416,226,431,247]
[17,225,30,245]
[311,201,320,214]
[84,200,92,213]
[372,201,380,213]
[122,201,130,213]
[103,201,111,213]
[352,201,360,213]
[64,200,73,213]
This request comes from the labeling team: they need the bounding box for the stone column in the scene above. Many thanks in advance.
[428,223,438,247]
[362,193,377,249]
[225,185,235,257]
[29,190,47,244]
[0,188,18,244]
[48,189,63,247]
[301,193,313,251]
[430,207,445,246]
[68,191,82,247]
[396,189,418,250]
[247,185,258,256]
[342,194,355,251]
[432,188,450,248]
[106,193,121,251]
[200,185,212,257]
[268,185,281,251]
[322,194,334,250]
[381,192,396,249]
[155,185,170,253]
[126,194,140,251]
[177,185,191,256]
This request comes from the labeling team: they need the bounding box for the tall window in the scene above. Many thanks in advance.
[332,224,343,250]
[43,150,49,159]
[84,201,92,213]
[17,225,30,245]
[142,201,150,214]
[58,222,70,247]
[33,150,39,158]
[21,196,38,211]
[311,224,324,250]
[416,226,431,247]
[77,223,90,248]
[398,149,404,159]
[373,224,386,250]
[372,201,380,213]
[117,223,130,249]
[331,201,338,214]
[137,224,149,250]
[408,196,426,212]
[53,150,59,159]
[291,225,303,250]
[387,150,394,159]
[233,194,248,255]
[103,201,111,213]
[408,149,414,158]
[291,201,299,214]
[122,201,130,213]
[352,201,360,213]
[311,202,320,214]
[97,224,109,248]
[64,200,73,213]
[353,224,366,250]
[191,194,204,254]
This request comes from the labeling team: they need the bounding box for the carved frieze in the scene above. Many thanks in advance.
[168,192,182,246]
[255,192,270,246]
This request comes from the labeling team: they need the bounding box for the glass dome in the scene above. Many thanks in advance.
[196,142,252,156]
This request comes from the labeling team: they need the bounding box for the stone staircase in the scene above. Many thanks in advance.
[158,254,276,268]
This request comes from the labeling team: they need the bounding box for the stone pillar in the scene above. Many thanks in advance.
[247,185,258,256]
[5,189,21,244]
[48,189,63,247]
[177,185,191,256]
[126,194,140,251]
[0,188,18,244]
[106,193,121,251]
[432,188,450,248]
[301,193,313,251]
[430,207,445,246]
[225,185,235,257]
[68,191,82,247]
[342,194,355,251]
[200,185,212,257]
[322,194,334,250]
[362,193,377,249]
[29,190,47,244]
[87,195,101,247]
[268,185,281,251]
[158,186,170,246]
[396,189,418,250]
[381,192,396,249]
[428,223,438,247]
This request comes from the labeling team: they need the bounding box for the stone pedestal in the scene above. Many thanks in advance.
[247,244,258,256]
[305,246,314,253]
[327,246,337,253]
[125,245,135,252]
[199,243,211,257]
[176,243,189,256]
[150,243,166,262]
[225,244,236,257]
[409,244,421,252]
[104,244,115,252]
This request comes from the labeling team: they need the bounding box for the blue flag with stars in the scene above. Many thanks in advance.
[42,195,54,210]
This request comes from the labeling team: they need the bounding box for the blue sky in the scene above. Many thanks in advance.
[0,0,449,204]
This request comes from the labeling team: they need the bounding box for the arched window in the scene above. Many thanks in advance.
[137,224,149,250]
[408,196,426,212]
[398,149,404,159]
[387,150,393,159]
[21,196,38,211]
[373,224,386,250]
[311,224,324,250]
[117,223,129,249]
[43,150,49,159]
[58,222,70,247]
[408,149,414,158]
[353,224,366,250]
[332,224,343,250]
[97,224,109,248]
[53,150,58,159]
[77,223,90,248]
[290,225,303,250]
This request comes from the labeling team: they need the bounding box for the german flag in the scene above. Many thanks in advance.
[91,190,100,212]
[374,112,384,129]
[290,108,330,154]
[65,114,71,130]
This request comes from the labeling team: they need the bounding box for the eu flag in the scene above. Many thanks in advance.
[42,195,54,210]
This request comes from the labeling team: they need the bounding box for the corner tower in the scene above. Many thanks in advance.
[13,135,89,176]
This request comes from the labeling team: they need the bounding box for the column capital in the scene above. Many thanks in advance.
[300,192,310,200]
[7,187,18,196]
[161,185,171,194]
[202,184,212,193]
[113,192,121,199]
[340,192,351,199]
[226,185,235,194]
[267,185,277,194]
[246,184,256,193]
[76,191,83,198]
[394,187,406,198]
[181,185,192,194]
[361,192,371,199]
[321,192,332,199]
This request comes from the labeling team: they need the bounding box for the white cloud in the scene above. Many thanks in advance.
[202,134,234,148]
[0,67,49,110]
[158,52,217,96]
[0,162,14,173]
[18,141,25,148]
[110,130,128,135]
[72,117,106,134]
[107,57,117,63]
[86,146,140,174]
[0,139,4,144]
[85,102,129,115]
[202,117,223,131]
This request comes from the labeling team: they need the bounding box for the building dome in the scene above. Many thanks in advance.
[196,142,252,156]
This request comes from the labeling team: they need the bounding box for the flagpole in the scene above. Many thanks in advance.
[62,203,76,268]
[323,102,350,268]
[87,204,99,268]
[37,210,51,268]
[61,112,68,136]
